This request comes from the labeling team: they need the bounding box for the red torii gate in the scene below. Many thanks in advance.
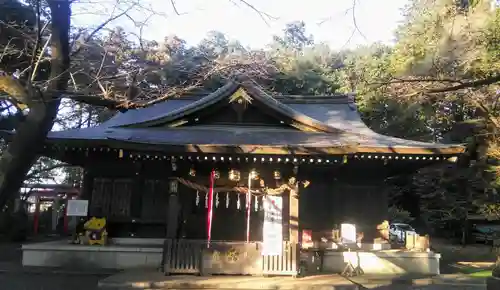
[23,184,80,235]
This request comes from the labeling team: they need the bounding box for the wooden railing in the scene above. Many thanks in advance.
[163,239,203,274]
[262,241,298,275]
[162,239,298,276]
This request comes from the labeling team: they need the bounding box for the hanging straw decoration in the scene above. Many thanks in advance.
[205,192,208,208]
[195,191,200,206]
[254,195,258,212]
[225,192,230,208]
[215,192,220,208]
[237,194,241,210]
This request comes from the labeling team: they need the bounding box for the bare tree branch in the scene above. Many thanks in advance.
[170,0,181,15]
[71,2,137,56]
[229,0,276,26]
[425,74,500,94]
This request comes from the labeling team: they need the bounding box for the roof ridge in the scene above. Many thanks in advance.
[165,94,354,103]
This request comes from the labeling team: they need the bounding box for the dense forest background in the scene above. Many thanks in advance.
[0,0,499,239]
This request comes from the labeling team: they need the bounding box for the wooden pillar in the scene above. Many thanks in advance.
[81,169,94,217]
[33,196,40,236]
[51,196,60,232]
[289,187,299,243]
[63,200,69,234]
[165,179,180,239]
[289,185,300,275]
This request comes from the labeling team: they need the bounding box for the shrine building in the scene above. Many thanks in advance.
[19,80,465,276]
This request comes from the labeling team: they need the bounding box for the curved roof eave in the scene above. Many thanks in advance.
[43,126,466,155]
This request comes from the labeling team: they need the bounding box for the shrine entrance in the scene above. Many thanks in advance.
[161,168,300,276]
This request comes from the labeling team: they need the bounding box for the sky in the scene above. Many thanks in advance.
[72,0,410,50]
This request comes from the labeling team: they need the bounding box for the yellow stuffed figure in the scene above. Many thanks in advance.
[82,217,108,246]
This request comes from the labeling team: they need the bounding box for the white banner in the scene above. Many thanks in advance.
[66,199,89,217]
[341,223,357,244]
[262,196,283,256]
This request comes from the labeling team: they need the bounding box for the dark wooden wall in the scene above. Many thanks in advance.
[299,162,389,241]
[82,159,390,240]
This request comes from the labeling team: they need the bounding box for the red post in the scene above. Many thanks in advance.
[33,197,40,235]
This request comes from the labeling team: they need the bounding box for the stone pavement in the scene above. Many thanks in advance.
[0,272,106,290]
[99,271,359,290]
[0,240,490,290]
[98,270,489,290]
[0,240,113,290]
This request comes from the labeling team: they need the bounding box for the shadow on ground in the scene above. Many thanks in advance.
[348,273,486,290]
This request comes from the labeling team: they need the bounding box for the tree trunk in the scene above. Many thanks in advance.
[493,255,500,278]
[0,0,71,210]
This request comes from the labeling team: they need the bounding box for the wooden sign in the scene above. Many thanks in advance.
[66,199,89,217]
[202,242,262,275]
[262,196,283,256]
[302,230,313,249]
[340,223,356,244]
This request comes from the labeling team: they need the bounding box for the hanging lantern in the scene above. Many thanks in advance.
[293,165,299,175]
[189,168,196,177]
[213,170,220,179]
[169,180,178,193]
[249,168,259,180]
[171,156,177,171]
[229,169,241,181]
[273,170,281,180]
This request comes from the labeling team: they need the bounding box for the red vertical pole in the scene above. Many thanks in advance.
[33,197,40,236]
[207,170,215,248]
[63,199,69,235]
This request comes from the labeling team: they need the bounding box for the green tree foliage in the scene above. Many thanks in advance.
[0,0,499,240]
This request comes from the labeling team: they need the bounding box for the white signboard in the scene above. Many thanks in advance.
[341,223,357,244]
[262,196,283,256]
[66,199,89,217]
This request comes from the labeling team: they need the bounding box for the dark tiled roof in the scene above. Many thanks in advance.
[103,99,194,127]
[45,81,465,154]
[47,126,458,150]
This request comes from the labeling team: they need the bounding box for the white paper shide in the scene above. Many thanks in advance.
[262,196,283,256]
